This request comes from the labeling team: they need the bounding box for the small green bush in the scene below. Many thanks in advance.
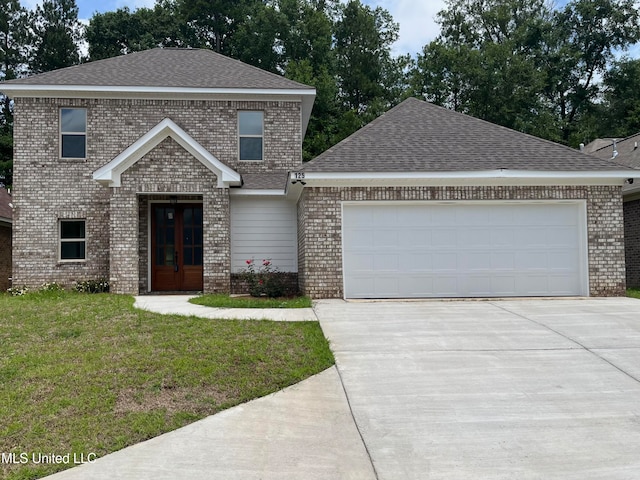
[7,285,29,296]
[73,279,110,293]
[241,259,285,298]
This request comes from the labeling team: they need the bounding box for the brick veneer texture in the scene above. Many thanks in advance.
[624,199,640,288]
[297,186,626,299]
[0,224,11,291]
[12,97,301,292]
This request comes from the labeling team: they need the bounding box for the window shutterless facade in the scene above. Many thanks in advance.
[60,108,87,159]
[238,111,263,161]
[59,220,86,261]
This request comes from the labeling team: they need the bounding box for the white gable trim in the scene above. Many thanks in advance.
[93,118,241,188]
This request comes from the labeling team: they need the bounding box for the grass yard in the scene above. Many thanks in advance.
[190,294,313,309]
[627,288,640,299]
[0,291,334,480]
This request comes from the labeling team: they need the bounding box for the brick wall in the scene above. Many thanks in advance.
[11,97,302,292]
[0,224,11,291]
[624,199,640,288]
[298,185,626,299]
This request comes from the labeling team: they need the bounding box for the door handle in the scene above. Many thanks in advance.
[175,251,179,272]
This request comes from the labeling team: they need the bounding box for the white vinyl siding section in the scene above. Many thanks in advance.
[230,197,297,272]
[342,201,588,298]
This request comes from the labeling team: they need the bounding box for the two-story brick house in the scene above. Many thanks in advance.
[2,48,634,298]
[1,48,314,294]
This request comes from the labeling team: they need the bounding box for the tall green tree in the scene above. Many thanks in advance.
[543,0,640,144]
[410,0,640,146]
[177,0,259,54]
[601,58,640,138]
[410,0,552,137]
[334,0,400,114]
[87,3,189,60]
[30,0,83,73]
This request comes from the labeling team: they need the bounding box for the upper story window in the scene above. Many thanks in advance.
[60,108,86,159]
[238,111,263,161]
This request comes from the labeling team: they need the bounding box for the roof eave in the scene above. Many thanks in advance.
[289,170,635,188]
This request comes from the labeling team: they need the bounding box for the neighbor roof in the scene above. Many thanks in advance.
[0,188,11,222]
[1,48,311,91]
[302,97,633,173]
[590,133,640,170]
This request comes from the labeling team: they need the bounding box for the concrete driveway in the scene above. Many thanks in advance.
[315,298,640,480]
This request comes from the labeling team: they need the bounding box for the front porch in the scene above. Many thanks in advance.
[109,191,231,295]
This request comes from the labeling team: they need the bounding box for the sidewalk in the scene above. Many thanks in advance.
[134,295,318,321]
[43,367,375,480]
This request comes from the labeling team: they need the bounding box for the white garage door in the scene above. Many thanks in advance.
[342,201,588,298]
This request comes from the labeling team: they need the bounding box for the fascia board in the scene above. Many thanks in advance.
[289,170,634,187]
[0,84,317,98]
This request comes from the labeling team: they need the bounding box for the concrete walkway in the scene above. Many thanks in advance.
[134,295,318,321]
[44,367,375,480]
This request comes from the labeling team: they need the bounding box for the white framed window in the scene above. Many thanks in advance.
[238,111,263,161]
[59,219,86,261]
[60,108,86,159]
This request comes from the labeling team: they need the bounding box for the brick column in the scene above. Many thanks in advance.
[109,190,139,294]
[203,189,231,293]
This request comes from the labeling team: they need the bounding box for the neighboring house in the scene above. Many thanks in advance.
[0,49,635,298]
[587,134,640,288]
[0,187,12,291]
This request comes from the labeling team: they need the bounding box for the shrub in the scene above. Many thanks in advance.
[241,259,285,298]
[40,282,65,292]
[7,285,29,296]
[73,279,110,293]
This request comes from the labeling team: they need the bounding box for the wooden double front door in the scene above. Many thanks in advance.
[151,204,204,291]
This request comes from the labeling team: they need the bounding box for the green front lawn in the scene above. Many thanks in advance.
[0,291,333,480]
[190,294,313,309]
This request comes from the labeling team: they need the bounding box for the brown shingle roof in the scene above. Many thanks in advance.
[2,48,311,90]
[303,97,632,173]
[239,173,288,190]
[0,188,11,221]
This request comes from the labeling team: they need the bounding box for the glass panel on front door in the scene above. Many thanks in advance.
[182,206,203,266]
[155,207,176,266]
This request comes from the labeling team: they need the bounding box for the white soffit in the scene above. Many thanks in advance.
[93,118,241,188]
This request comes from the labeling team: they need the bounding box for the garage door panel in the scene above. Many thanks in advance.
[373,229,398,247]
[432,229,458,246]
[548,227,580,246]
[433,253,458,271]
[343,202,587,298]
[346,228,373,249]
